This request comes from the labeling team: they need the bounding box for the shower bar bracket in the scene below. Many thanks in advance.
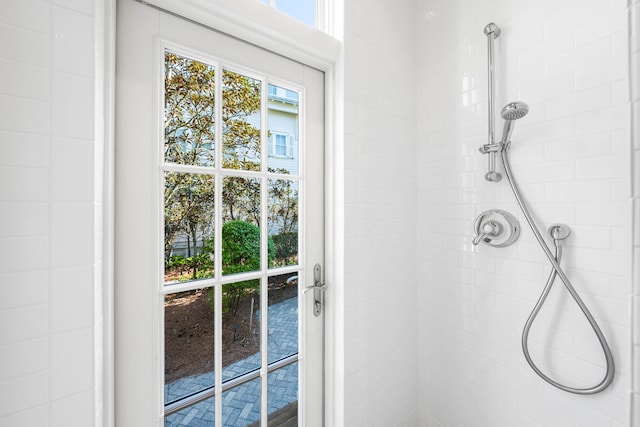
[482,22,502,182]
[479,143,502,154]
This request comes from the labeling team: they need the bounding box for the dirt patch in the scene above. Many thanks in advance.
[164,275,298,383]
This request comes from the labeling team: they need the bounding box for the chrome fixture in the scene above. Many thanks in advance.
[473,209,520,247]
[478,22,615,393]
[500,141,615,394]
[479,100,529,178]
[481,23,502,182]
[303,263,325,317]
[499,101,529,144]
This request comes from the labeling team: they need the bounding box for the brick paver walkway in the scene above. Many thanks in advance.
[165,297,299,426]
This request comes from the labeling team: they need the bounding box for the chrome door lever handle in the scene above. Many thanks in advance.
[306,264,324,317]
[304,282,326,293]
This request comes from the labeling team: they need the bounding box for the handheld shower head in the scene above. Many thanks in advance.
[501,101,529,120]
[500,101,529,144]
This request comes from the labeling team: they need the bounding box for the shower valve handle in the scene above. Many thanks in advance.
[473,221,500,245]
[473,233,490,245]
[473,210,520,247]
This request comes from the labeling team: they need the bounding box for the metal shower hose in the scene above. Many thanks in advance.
[500,143,615,394]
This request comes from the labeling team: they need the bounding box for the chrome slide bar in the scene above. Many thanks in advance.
[481,23,502,182]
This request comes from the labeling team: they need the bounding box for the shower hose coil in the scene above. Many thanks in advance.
[501,144,615,395]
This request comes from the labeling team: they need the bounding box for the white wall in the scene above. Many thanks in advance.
[342,0,419,425]
[416,0,633,426]
[631,1,640,424]
[3,0,639,426]
[0,0,106,426]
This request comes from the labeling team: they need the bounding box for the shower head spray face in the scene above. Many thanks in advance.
[500,101,529,144]
[501,101,529,120]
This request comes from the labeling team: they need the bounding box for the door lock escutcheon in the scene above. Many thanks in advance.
[304,263,325,317]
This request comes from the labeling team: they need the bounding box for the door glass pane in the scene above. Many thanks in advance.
[222,379,261,426]
[222,176,263,276]
[164,51,216,167]
[164,289,214,404]
[165,396,215,427]
[267,363,298,426]
[222,280,260,382]
[268,179,298,268]
[267,84,299,175]
[223,69,262,171]
[268,273,298,363]
[164,172,215,285]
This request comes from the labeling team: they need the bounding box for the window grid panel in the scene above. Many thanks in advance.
[221,280,261,383]
[261,79,269,178]
[222,377,262,426]
[214,54,224,424]
[268,179,299,269]
[260,76,269,418]
[260,75,270,427]
[161,159,303,180]
[163,49,217,168]
[267,82,300,175]
[267,362,299,423]
[161,46,307,427]
[260,275,269,427]
[165,395,215,426]
[160,265,302,298]
[164,288,215,406]
[161,277,217,296]
[267,272,299,364]
[162,171,216,287]
[162,357,298,420]
[162,165,303,182]
[222,68,262,172]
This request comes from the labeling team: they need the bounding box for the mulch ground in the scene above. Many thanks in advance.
[164,276,297,383]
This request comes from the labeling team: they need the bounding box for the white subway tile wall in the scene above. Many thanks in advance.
[343,0,419,425]
[0,0,638,425]
[0,1,104,426]
[417,0,633,426]
[632,0,640,425]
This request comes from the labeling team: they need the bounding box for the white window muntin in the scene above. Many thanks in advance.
[159,40,306,423]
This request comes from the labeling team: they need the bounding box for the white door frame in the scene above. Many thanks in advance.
[103,0,345,425]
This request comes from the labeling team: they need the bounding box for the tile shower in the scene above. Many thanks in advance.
[1,0,639,425]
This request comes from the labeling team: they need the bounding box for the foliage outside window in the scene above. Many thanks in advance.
[163,51,300,301]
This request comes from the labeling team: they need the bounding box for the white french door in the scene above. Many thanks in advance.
[114,0,325,425]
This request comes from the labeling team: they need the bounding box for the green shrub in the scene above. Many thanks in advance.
[165,252,214,282]
[208,220,275,313]
[272,231,298,262]
[221,220,275,274]
[166,254,188,270]
[193,252,214,279]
